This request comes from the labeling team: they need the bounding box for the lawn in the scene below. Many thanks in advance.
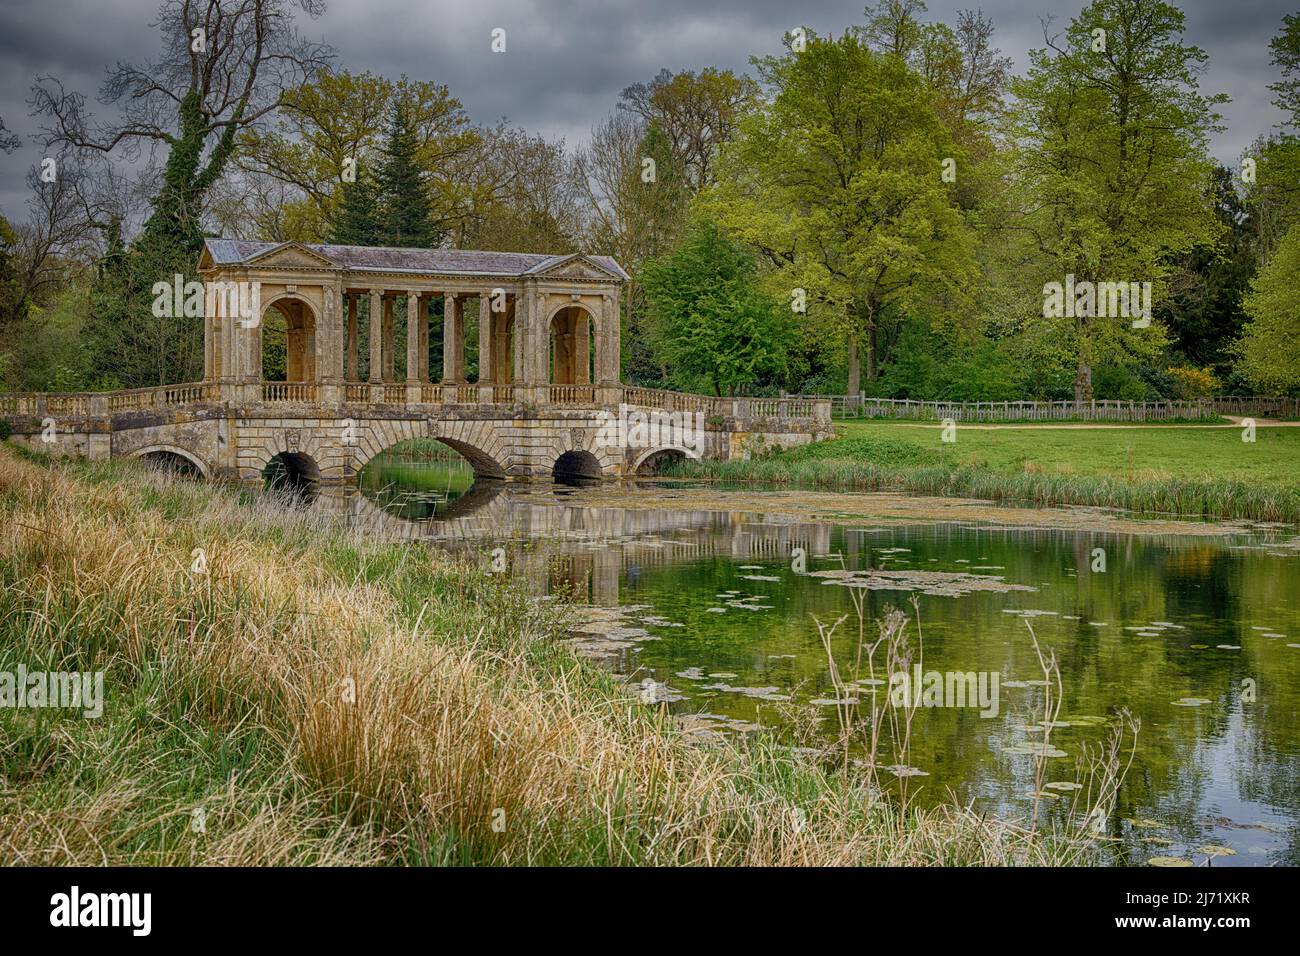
[834,421,1300,487]
[666,419,1300,521]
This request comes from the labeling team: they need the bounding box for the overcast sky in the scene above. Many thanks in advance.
[0,0,1294,220]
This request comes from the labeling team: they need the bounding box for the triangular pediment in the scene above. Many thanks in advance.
[245,242,337,270]
[527,253,623,281]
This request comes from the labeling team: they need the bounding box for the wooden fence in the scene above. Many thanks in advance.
[786,393,1300,423]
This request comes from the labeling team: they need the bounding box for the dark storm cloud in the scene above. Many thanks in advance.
[0,0,1293,220]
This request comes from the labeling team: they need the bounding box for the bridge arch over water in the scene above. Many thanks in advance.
[629,446,702,475]
[131,444,212,478]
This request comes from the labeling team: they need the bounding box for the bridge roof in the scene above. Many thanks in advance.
[202,239,629,281]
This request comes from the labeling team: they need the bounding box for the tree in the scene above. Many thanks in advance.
[1245,15,1300,263]
[617,68,760,193]
[576,112,689,385]
[32,0,330,387]
[0,116,19,154]
[1005,0,1225,402]
[1156,165,1256,370]
[328,173,384,245]
[642,219,794,396]
[456,126,583,253]
[373,102,440,248]
[703,28,976,394]
[1234,225,1300,391]
[239,70,478,242]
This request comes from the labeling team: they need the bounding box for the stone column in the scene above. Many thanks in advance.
[574,310,590,385]
[203,312,214,380]
[346,294,359,381]
[406,292,421,383]
[418,299,430,382]
[478,291,493,403]
[382,297,396,382]
[512,286,528,386]
[597,289,623,406]
[320,286,343,404]
[493,300,512,383]
[240,292,265,403]
[452,298,466,383]
[368,290,383,401]
[406,291,422,403]
[442,293,457,384]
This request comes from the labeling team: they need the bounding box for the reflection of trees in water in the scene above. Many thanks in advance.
[313,468,1300,861]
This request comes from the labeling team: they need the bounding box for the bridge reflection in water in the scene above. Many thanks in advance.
[308,479,834,608]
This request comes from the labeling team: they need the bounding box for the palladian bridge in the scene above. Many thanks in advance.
[0,240,832,485]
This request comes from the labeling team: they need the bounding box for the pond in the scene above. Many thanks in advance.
[340,452,1300,866]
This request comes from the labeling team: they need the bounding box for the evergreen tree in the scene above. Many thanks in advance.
[328,172,384,245]
[377,103,439,248]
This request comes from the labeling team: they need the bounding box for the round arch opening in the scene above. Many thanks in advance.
[263,451,320,499]
[553,449,603,483]
[261,296,318,382]
[137,448,205,478]
[547,304,597,385]
[634,448,691,476]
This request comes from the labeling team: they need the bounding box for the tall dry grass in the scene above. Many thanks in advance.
[0,446,1096,865]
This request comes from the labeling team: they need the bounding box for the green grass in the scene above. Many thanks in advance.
[666,421,1300,522]
[838,421,1300,486]
[0,447,1097,866]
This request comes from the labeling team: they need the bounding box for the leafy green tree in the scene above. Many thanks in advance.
[240,70,479,242]
[1234,225,1300,391]
[642,219,794,396]
[1005,0,1225,402]
[703,27,976,394]
[1156,166,1256,370]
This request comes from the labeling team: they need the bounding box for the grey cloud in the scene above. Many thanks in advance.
[0,0,1292,220]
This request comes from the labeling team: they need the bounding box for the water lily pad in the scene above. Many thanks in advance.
[1216,644,1241,650]
[1172,697,1212,707]
[1001,742,1068,758]
[1197,845,1236,857]
[1044,781,1083,791]
[886,765,929,778]
[1148,856,1193,867]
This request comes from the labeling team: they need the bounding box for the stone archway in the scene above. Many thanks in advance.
[630,446,701,476]
[263,450,320,494]
[553,449,603,481]
[547,303,597,385]
[260,294,319,382]
[130,444,211,479]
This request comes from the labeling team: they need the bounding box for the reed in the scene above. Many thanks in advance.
[665,453,1300,522]
[0,447,1098,866]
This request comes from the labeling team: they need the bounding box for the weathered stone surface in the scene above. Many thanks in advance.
[2,399,827,484]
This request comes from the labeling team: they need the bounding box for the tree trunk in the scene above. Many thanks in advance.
[846,338,861,396]
[1074,358,1093,405]
[867,321,878,380]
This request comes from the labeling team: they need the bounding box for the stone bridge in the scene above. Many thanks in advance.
[0,238,831,483]
[0,383,831,483]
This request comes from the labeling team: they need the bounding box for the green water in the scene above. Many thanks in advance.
[354,455,1300,866]
[358,453,477,519]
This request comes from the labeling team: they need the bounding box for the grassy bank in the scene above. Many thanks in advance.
[0,446,1093,865]
[667,423,1300,522]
